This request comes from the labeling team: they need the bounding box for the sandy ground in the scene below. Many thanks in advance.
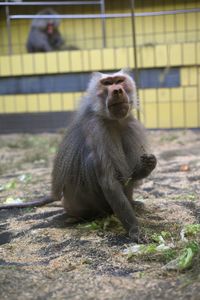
[0,130,199,300]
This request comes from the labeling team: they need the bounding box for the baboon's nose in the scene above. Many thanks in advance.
[113,88,123,96]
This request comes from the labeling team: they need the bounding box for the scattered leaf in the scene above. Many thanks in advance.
[49,147,57,154]
[0,185,5,192]
[164,241,199,271]
[4,197,24,204]
[5,180,17,190]
[18,173,32,183]
[184,224,200,237]
[178,242,199,270]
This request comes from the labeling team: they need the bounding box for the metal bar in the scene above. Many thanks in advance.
[9,8,200,20]
[5,6,12,55]
[130,0,140,120]
[0,1,101,6]
[100,0,106,48]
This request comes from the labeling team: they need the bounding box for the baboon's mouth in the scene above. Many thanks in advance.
[108,101,127,108]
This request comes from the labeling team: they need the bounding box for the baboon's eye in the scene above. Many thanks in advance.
[116,79,124,84]
[103,80,113,86]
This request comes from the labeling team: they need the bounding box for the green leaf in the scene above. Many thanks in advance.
[5,180,16,190]
[4,197,25,204]
[184,224,200,236]
[18,173,32,183]
[178,241,199,270]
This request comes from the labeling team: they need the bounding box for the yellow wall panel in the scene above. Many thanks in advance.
[184,87,197,102]
[180,68,189,85]
[171,102,184,128]
[102,48,115,69]
[171,88,184,102]
[46,53,59,73]
[89,50,102,71]
[181,68,189,86]
[181,67,198,86]
[0,56,12,76]
[144,16,154,33]
[38,94,51,112]
[21,54,34,75]
[183,44,196,65]
[15,96,27,112]
[57,52,70,73]
[10,55,23,75]
[138,90,145,104]
[73,92,83,109]
[115,48,129,69]
[166,15,175,32]
[4,96,16,113]
[175,14,185,32]
[169,44,182,66]
[27,95,39,112]
[144,103,158,128]
[185,102,198,127]
[154,16,164,33]
[143,89,157,103]
[50,94,62,111]
[62,95,76,111]
[140,46,155,68]
[33,53,46,74]
[155,45,168,67]
[158,103,171,128]
[0,43,199,77]
[0,93,81,113]
[0,97,5,112]
[81,50,90,71]
[186,13,196,31]
[128,48,134,67]
[197,43,200,64]
[70,51,84,72]
[157,89,170,102]
[135,17,143,35]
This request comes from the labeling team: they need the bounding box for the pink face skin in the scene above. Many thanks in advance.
[46,22,54,34]
[97,75,134,119]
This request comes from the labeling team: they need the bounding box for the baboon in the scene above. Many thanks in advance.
[0,70,156,242]
[51,70,157,241]
[26,8,77,53]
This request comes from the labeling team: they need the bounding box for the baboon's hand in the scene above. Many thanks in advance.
[140,154,157,172]
[129,224,140,242]
[129,225,148,243]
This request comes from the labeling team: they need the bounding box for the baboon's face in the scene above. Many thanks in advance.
[46,22,55,34]
[97,75,135,119]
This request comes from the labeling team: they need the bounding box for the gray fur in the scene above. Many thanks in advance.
[52,71,157,241]
[31,8,60,29]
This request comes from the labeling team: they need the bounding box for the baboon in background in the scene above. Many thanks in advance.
[26,8,78,53]
[51,70,157,242]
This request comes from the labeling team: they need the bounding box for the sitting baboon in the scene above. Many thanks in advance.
[0,70,157,242]
[26,8,78,53]
[0,70,156,242]
[52,70,157,242]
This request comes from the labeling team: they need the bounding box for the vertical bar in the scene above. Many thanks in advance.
[130,0,140,120]
[5,5,12,55]
[100,0,106,48]
[152,0,159,128]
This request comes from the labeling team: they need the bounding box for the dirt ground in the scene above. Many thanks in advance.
[0,130,199,300]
